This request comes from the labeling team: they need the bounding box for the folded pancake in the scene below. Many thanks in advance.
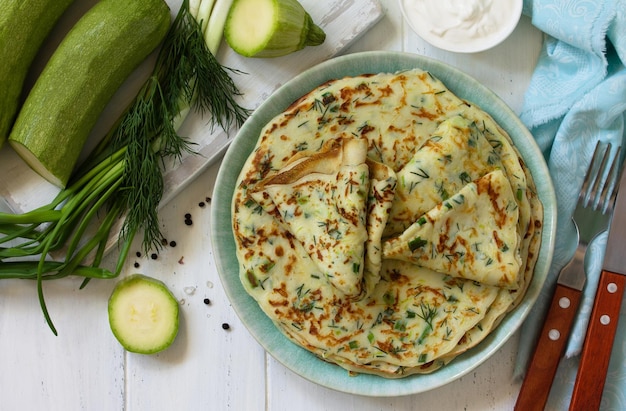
[231,68,544,378]
[462,104,534,291]
[384,115,503,236]
[439,210,541,361]
[383,169,522,289]
[363,159,397,296]
[250,137,370,299]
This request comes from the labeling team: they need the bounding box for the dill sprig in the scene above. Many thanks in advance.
[109,1,249,253]
[154,2,250,131]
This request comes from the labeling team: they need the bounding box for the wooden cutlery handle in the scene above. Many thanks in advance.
[515,284,582,411]
[569,270,626,411]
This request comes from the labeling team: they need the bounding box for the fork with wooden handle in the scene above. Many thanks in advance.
[515,142,621,411]
[569,146,626,410]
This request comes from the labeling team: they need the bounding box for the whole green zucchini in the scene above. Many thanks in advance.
[0,0,76,149]
[9,0,171,188]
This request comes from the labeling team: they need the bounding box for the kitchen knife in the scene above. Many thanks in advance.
[515,258,584,411]
[569,161,626,410]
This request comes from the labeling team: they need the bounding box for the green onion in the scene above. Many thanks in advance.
[408,237,427,252]
[205,0,235,55]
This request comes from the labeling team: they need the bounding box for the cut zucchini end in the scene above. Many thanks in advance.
[224,0,277,57]
[303,14,326,47]
[108,274,179,354]
[8,139,65,188]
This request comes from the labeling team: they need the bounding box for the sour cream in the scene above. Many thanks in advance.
[400,0,523,53]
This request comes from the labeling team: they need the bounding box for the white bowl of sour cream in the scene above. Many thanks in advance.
[399,0,523,53]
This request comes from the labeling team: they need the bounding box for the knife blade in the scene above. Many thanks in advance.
[569,161,626,411]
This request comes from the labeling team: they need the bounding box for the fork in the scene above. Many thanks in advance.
[515,141,621,411]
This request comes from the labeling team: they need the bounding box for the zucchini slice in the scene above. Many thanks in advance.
[224,0,325,58]
[108,274,179,354]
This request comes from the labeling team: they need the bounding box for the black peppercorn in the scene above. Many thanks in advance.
[184,212,193,226]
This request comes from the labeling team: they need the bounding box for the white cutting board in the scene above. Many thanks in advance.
[0,0,383,256]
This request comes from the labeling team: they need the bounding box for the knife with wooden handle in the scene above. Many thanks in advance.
[569,165,626,411]
[515,259,584,411]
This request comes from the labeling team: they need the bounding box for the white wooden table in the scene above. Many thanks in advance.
[0,2,544,410]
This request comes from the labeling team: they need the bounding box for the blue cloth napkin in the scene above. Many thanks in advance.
[514,0,626,408]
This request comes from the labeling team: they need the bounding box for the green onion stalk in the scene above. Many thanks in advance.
[0,0,249,334]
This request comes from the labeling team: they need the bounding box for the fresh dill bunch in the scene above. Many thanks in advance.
[154,0,251,131]
[111,77,173,253]
[111,0,250,253]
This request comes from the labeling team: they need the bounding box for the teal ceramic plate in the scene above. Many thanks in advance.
[210,51,556,396]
